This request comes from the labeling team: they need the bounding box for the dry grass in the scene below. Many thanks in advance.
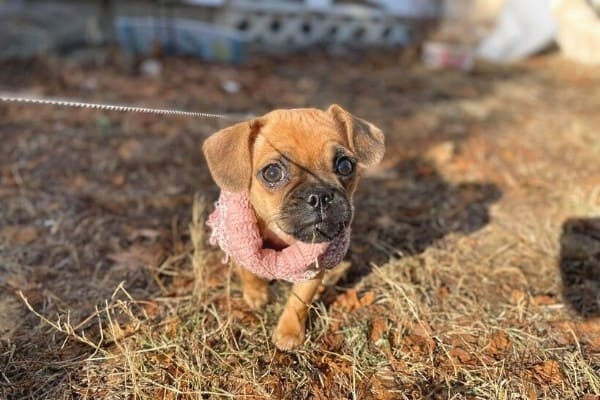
[1,51,599,399]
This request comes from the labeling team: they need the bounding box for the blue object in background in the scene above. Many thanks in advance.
[115,17,247,63]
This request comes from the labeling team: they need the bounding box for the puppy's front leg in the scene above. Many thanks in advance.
[272,271,324,350]
[237,265,270,310]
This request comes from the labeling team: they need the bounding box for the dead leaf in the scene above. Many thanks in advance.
[322,332,345,351]
[368,369,398,400]
[229,297,259,324]
[577,320,600,335]
[108,244,165,269]
[333,289,361,312]
[449,347,472,364]
[425,141,455,166]
[103,312,140,343]
[169,277,193,295]
[485,331,511,356]
[1,225,40,245]
[1,168,18,188]
[110,174,125,187]
[438,286,450,299]
[553,320,576,345]
[369,318,387,343]
[533,294,557,306]
[552,319,600,350]
[388,358,409,374]
[582,395,600,400]
[140,301,160,319]
[444,333,478,347]
[360,291,376,307]
[158,316,180,337]
[406,322,436,353]
[526,384,538,400]
[69,174,88,189]
[531,360,563,385]
[118,139,143,161]
[415,163,436,177]
[577,320,600,351]
[511,289,526,304]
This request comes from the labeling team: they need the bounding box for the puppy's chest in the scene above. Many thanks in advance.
[256,218,294,251]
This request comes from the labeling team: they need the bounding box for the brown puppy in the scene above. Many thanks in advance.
[202,104,384,350]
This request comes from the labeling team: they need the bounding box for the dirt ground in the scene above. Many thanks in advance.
[0,49,599,399]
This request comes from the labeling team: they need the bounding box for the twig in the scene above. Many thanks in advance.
[18,290,107,356]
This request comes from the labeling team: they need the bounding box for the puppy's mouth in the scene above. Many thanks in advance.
[290,220,344,243]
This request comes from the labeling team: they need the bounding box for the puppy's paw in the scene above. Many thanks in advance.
[272,311,305,351]
[243,286,269,310]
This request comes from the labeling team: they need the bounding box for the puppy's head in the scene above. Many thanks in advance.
[203,105,384,246]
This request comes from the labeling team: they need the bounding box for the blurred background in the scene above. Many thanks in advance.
[0,0,599,68]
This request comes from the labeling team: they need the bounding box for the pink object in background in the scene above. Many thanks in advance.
[423,41,475,71]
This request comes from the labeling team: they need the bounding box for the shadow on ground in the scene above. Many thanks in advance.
[560,218,600,317]
[345,157,502,285]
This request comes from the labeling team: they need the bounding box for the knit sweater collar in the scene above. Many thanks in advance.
[207,190,351,282]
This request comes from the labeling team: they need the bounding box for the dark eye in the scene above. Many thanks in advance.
[262,163,285,183]
[335,156,354,176]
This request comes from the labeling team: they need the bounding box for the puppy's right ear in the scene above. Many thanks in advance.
[327,104,385,167]
[202,119,262,192]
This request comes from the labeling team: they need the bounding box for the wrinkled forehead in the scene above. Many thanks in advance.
[253,109,347,165]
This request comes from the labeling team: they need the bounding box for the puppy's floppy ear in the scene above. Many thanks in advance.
[202,119,262,191]
[327,104,385,167]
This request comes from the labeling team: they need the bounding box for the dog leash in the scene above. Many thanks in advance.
[0,94,251,121]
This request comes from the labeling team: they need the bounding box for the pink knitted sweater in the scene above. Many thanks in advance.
[207,191,350,282]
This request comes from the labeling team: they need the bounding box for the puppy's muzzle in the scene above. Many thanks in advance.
[281,185,352,243]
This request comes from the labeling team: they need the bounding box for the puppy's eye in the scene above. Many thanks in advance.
[262,163,285,183]
[335,156,354,177]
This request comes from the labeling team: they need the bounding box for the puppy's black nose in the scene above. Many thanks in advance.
[306,189,334,210]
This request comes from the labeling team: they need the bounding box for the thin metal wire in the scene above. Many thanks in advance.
[0,95,249,121]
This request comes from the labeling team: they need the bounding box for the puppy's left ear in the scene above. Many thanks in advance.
[202,119,262,191]
[327,104,385,167]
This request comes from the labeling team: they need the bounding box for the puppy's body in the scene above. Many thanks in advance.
[203,105,384,350]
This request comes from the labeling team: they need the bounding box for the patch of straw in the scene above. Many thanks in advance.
[190,193,209,302]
